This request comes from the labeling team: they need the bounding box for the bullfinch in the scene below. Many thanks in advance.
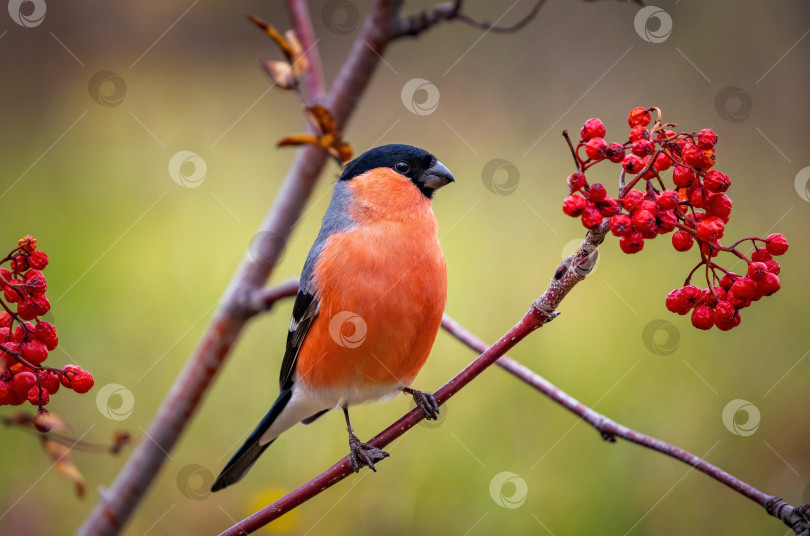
[211,144,454,491]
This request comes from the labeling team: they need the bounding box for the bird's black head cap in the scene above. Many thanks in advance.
[339,144,454,198]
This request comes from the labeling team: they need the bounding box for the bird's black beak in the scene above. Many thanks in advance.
[422,160,455,191]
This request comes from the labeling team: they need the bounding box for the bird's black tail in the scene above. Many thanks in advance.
[211,388,293,492]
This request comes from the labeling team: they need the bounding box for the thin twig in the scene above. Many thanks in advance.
[286,0,325,101]
[440,315,810,535]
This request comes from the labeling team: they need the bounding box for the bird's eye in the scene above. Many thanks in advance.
[395,162,410,173]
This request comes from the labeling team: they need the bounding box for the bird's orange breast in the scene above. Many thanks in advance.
[295,170,447,403]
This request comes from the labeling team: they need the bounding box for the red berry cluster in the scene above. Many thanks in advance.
[561,108,788,331]
[0,236,93,409]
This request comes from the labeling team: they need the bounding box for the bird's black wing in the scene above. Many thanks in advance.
[278,290,320,391]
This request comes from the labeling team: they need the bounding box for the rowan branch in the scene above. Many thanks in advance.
[285,0,325,101]
[392,0,546,38]
[440,315,810,535]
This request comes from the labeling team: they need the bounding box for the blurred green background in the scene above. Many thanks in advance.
[1,0,809,534]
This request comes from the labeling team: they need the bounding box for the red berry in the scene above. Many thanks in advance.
[12,370,36,396]
[727,290,751,309]
[0,312,11,330]
[581,205,603,228]
[751,249,772,263]
[20,340,48,366]
[691,304,715,330]
[1,341,20,362]
[60,365,82,388]
[0,380,13,405]
[653,152,674,172]
[656,210,677,234]
[703,170,730,193]
[30,295,50,317]
[681,285,703,308]
[0,268,11,287]
[758,273,780,296]
[609,214,632,237]
[562,195,587,217]
[672,231,694,252]
[631,209,657,237]
[622,189,644,211]
[715,301,736,320]
[11,255,28,273]
[672,166,697,188]
[606,143,625,163]
[567,172,587,191]
[730,277,757,300]
[747,262,768,281]
[34,322,58,350]
[28,250,49,270]
[696,216,725,242]
[666,288,690,315]
[696,129,717,149]
[23,269,46,295]
[631,139,654,157]
[719,274,737,291]
[628,107,651,127]
[690,187,707,209]
[585,137,608,161]
[682,144,715,169]
[40,371,60,394]
[28,385,49,406]
[580,118,606,141]
[765,233,788,256]
[71,370,94,394]
[588,183,607,202]
[3,280,24,303]
[715,309,741,331]
[16,299,38,321]
[18,235,37,252]
[619,232,644,254]
[596,197,619,217]
[764,259,781,274]
[706,193,732,219]
[628,125,650,142]
[622,154,644,174]
[657,190,680,210]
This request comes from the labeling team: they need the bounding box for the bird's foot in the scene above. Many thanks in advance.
[403,387,440,420]
[348,433,389,473]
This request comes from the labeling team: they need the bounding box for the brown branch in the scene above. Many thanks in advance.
[392,0,546,38]
[215,222,608,535]
[285,0,325,101]
[440,315,810,536]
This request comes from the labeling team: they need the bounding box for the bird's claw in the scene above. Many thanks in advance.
[408,388,440,420]
[348,434,389,473]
